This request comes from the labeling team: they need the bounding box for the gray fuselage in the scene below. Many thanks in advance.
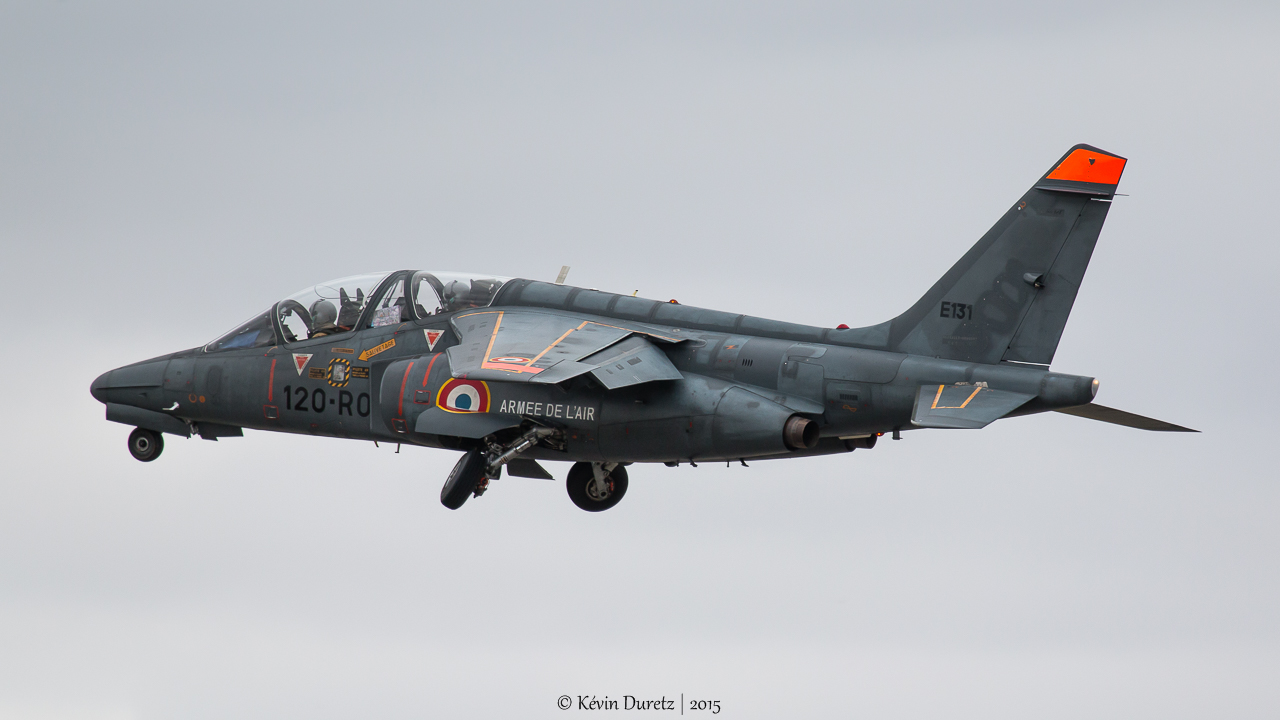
[91,275,1096,465]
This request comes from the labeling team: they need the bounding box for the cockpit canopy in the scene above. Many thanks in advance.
[205,270,511,352]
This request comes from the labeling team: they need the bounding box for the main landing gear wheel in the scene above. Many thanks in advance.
[128,427,163,462]
[566,462,628,512]
[441,448,486,510]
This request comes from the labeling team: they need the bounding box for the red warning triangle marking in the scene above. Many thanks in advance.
[292,353,313,375]
[425,329,443,351]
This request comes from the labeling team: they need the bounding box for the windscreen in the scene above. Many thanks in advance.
[205,310,278,352]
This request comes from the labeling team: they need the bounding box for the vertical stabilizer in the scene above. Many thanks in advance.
[885,144,1126,365]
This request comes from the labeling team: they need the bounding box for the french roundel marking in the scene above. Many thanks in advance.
[437,378,491,413]
[490,356,529,364]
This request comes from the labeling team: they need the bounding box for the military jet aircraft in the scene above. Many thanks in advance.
[91,144,1194,511]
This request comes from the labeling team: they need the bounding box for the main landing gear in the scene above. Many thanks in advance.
[566,462,628,512]
[128,427,164,462]
[440,455,631,512]
[437,428,630,512]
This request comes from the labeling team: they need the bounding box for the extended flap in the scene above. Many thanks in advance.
[580,336,683,389]
[527,360,598,385]
[912,384,1034,429]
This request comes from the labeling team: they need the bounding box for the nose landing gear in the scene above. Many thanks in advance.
[440,448,487,509]
[566,462,628,512]
[127,427,164,462]
[439,426,558,510]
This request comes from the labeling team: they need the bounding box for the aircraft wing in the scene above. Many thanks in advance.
[1055,403,1198,432]
[447,308,687,389]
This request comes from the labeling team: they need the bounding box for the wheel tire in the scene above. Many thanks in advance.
[566,462,628,512]
[128,428,163,462]
[440,449,486,510]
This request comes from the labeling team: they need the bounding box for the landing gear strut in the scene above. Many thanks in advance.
[566,462,628,512]
[128,427,163,462]
[439,427,558,510]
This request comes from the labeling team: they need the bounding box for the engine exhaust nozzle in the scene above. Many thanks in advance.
[783,416,820,450]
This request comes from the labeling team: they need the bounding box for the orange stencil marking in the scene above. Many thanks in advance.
[1045,148,1127,185]
[527,321,588,367]
[931,385,984,410]
[482,312,504,364]
[475,310,545,374]
[268,358,276,401]
[480,361,544,374]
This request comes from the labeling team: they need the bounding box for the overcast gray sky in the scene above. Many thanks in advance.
[2,1,1279,718]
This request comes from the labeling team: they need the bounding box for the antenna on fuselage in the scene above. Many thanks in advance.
[555,266,570,285]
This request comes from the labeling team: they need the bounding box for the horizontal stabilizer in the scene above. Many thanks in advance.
[1055,403,1198,432]
[912,385,1035,429]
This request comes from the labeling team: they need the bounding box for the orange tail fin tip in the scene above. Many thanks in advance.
[1045,148,1127,185]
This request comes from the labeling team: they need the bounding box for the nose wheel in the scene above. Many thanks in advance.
[440,449,487,509]
[128,428,164,462]
[566,462,628,512]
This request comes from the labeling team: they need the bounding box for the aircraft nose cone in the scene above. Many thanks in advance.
[90,370,113,404]
[90,355,171,405]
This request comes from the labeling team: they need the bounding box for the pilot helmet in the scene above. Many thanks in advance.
[442,280,471,308]
[309,299,338,329]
